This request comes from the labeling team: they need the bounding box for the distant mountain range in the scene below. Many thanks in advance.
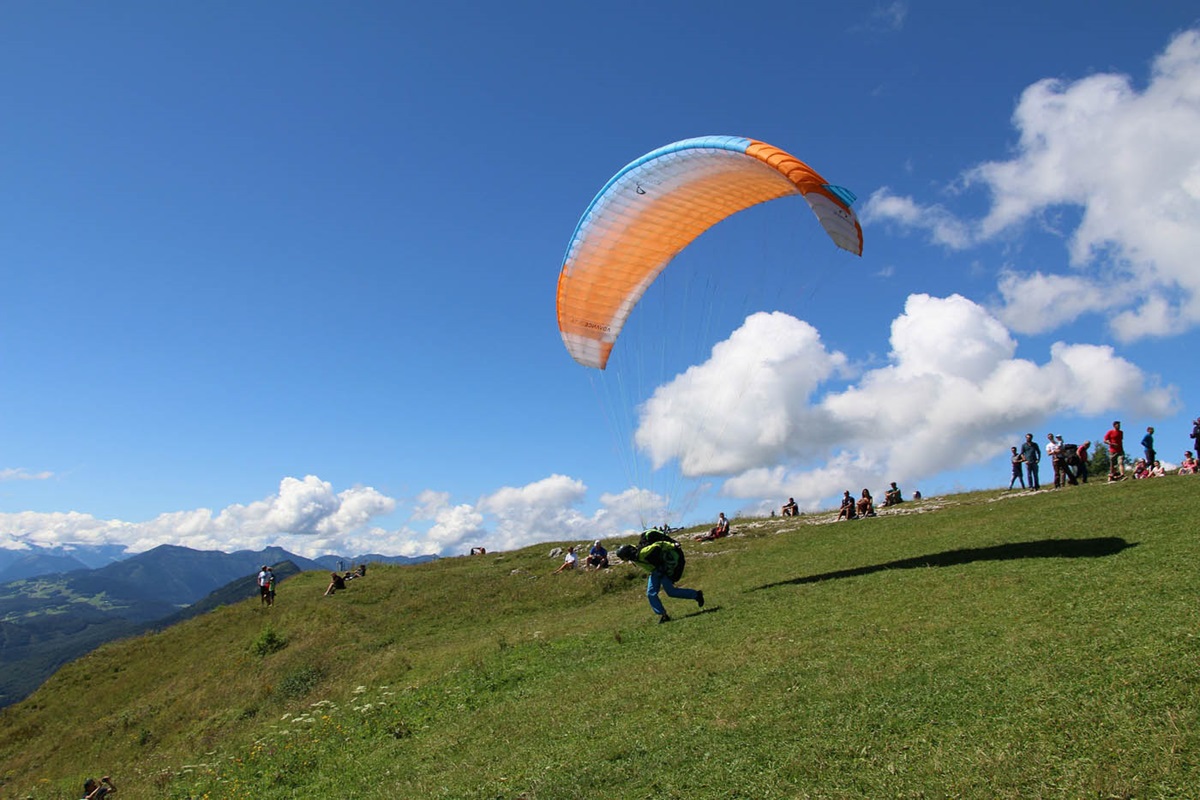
[0,544,435,708]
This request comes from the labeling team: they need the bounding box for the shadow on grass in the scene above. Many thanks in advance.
[752,537,1137,592]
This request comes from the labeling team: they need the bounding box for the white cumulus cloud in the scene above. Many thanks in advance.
[863,29,1200,341]
[636,295,1174,510]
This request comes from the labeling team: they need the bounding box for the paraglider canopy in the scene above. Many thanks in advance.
[556,135,863,369]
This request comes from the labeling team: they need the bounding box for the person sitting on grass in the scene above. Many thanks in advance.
[857,489,876,518]
[695,512,732,542]
[553,546,578,573]
[324,571,346,596]
[83,775,117,799]
[1179,452,1197,475]
[883,482,904,506]
[586,540,609,569]
[781,497,799,516]
[837,491,857,521]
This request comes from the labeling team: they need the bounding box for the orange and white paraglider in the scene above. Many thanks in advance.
[556,135,863,369]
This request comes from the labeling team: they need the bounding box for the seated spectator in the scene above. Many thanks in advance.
[781,497,799,516]
[1133,459,1150,480]
[883,482,903,506]
[553,546,579,574]
[695,513,731,542]
[1179,452,1197,475]
[586,540,609,569]
[324,572,346,596]
[912,490,922,500]
[856,489,876,518]
[1151,461,1166,477]
[837,491,857,520]
[83,776,117,799]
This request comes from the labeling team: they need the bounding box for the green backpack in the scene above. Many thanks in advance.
[639,535,685,582]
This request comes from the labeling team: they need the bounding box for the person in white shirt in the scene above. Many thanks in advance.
[553,546,578,574]
[1046,433,1063,488]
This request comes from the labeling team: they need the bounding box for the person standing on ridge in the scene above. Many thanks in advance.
[1020,433,1041,490]
[1009,446,1025,489]
[1142,426,1156,467]
[1104,420,1126,478]
[257,565,272,606]
[616,537,704,624]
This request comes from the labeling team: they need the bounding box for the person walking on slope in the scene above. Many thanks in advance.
[616,538,704,624]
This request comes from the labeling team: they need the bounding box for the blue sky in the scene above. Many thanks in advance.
[2,2,1198,558]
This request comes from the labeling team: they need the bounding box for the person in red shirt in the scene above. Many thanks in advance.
[1104,421,1125,478]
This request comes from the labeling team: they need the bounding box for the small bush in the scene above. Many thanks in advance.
[251,625,287,657]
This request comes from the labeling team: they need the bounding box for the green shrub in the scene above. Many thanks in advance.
[251,625,287,657]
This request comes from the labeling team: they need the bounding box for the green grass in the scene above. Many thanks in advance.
[2,478,1199,798]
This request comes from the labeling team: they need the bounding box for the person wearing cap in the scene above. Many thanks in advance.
[586,540,609,569]
[257,565,272,606]
[1046,433,1063,488]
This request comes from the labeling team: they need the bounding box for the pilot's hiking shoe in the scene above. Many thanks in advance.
[658,613,671,624]
[696,590,705,608]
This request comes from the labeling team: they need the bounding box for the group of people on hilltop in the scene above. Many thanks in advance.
[1011,432,1090,490]
[1010,417,1200,489]
[834,482,906,521]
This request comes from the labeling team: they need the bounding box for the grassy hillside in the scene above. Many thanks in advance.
[2,478,1198,798]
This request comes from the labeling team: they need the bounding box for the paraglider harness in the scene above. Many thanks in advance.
[636,527,686,582]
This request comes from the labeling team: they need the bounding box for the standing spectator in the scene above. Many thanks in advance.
[1142,426,1156,467]
[1046,433,1062,488]
[257,566,272,606]
[1009,446,1026,489]
[1076,440,1091,483]
[1192,418,1200,459]
[1020,433,1041,490]
[1104,421,1126,478]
